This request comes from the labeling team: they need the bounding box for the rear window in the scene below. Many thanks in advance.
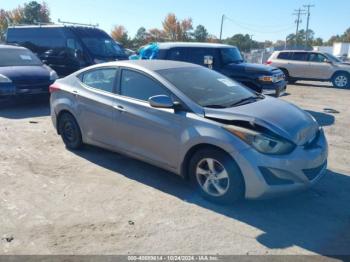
[0,48,42,67]
[277,52,291,60]
[291,52,308,61]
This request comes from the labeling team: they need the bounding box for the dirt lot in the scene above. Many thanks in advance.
[0,82,349,256]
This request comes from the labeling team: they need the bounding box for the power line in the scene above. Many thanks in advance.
[224,15,295,34]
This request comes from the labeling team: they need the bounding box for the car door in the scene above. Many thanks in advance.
[307,53,334,80]
[76,67,119,146]
[112,68,183,169]
[287,52,309,78]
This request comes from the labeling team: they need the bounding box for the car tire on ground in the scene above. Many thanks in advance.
[280,68,296,84]
[274,88,281,97]
[189,148,245,204]
[332,72,349,88]
[58,112,83,150]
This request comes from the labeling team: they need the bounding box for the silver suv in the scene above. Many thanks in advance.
[267,51,350,88]
[50,60,328,204]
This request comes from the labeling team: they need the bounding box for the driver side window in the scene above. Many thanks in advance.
[309,53,326,63]
[120,69,170,101]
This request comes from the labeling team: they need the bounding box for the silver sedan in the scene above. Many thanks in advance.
[50,60,328,204]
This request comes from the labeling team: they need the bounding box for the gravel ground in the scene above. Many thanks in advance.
[0,82,349,256]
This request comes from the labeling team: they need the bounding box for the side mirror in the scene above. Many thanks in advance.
[204,55,213,65]
[149,95,174,109]
[324,58,332,64]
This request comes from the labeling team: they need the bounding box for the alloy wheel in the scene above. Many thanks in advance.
[196,158,230,197]
[335,75,348,88]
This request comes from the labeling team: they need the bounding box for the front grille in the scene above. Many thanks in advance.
[302,162,327,181]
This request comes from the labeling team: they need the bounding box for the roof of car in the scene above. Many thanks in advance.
[0,44,27,50]
[92,60,200,71]
[157,42,234,49]
[276,50,319,53]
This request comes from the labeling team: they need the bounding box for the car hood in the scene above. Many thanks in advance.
[224,62,280,74]
[0,65,51,83]
[204,96,319,145]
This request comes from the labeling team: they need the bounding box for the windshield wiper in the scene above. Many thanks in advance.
[229,96,261,107]
[204,104,228,109]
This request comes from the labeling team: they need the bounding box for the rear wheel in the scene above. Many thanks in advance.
[58,112,83,149]
[332,72,349,88]
[189,148,245,204]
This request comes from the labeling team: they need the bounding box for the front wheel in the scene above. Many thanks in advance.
[58,112,83,150]
[189,148,245,204]
[332,73,349,88]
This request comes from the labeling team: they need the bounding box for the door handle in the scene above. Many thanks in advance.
[72,90,79,96]
[113,105,126,112]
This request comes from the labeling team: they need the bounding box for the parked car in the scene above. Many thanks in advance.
[148,42,287,97]
[267,50,350,88]
[0,44,57,98]
[50,60,328,204]
[6,25,129,77]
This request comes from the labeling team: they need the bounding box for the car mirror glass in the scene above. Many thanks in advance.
[149,95,174,109]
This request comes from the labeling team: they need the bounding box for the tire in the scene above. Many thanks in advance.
[274,88,281,98]
[332,72,349,88]
[280,68,295,84]
[58,112,83,150]
[189,148,245,204]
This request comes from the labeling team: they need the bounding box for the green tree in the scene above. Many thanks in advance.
[312,37,324,46]
[22,1,50,24]
[340,27,350,42]
[192,24,208,42]
[133,27,148,47]
[224,34,258,52]
[0,1,50,41]
[286,29,315,48]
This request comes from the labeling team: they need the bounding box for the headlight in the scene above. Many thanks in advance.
[50,70,58,81]
[224,125,295,155]
[259,75,277,83]
[0,74,12,83]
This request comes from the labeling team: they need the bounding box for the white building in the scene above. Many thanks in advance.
[333,42,350,57]
[313,42,350,58]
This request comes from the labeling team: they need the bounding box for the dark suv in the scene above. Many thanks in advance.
[6,25,128,77]
[155,42,286,97]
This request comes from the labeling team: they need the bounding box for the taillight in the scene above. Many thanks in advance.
[265,61,272,65]
[49,84,61,93]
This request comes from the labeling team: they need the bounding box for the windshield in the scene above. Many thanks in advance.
[0,49,42,67]
[81,37,126,58]
[324,53,342,63]
[221,47,244,64]
[157,67,258,108]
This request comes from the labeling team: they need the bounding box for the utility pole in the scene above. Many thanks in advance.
[219,14,225,41]
[293,8,307,47]
[303,4,315,47]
